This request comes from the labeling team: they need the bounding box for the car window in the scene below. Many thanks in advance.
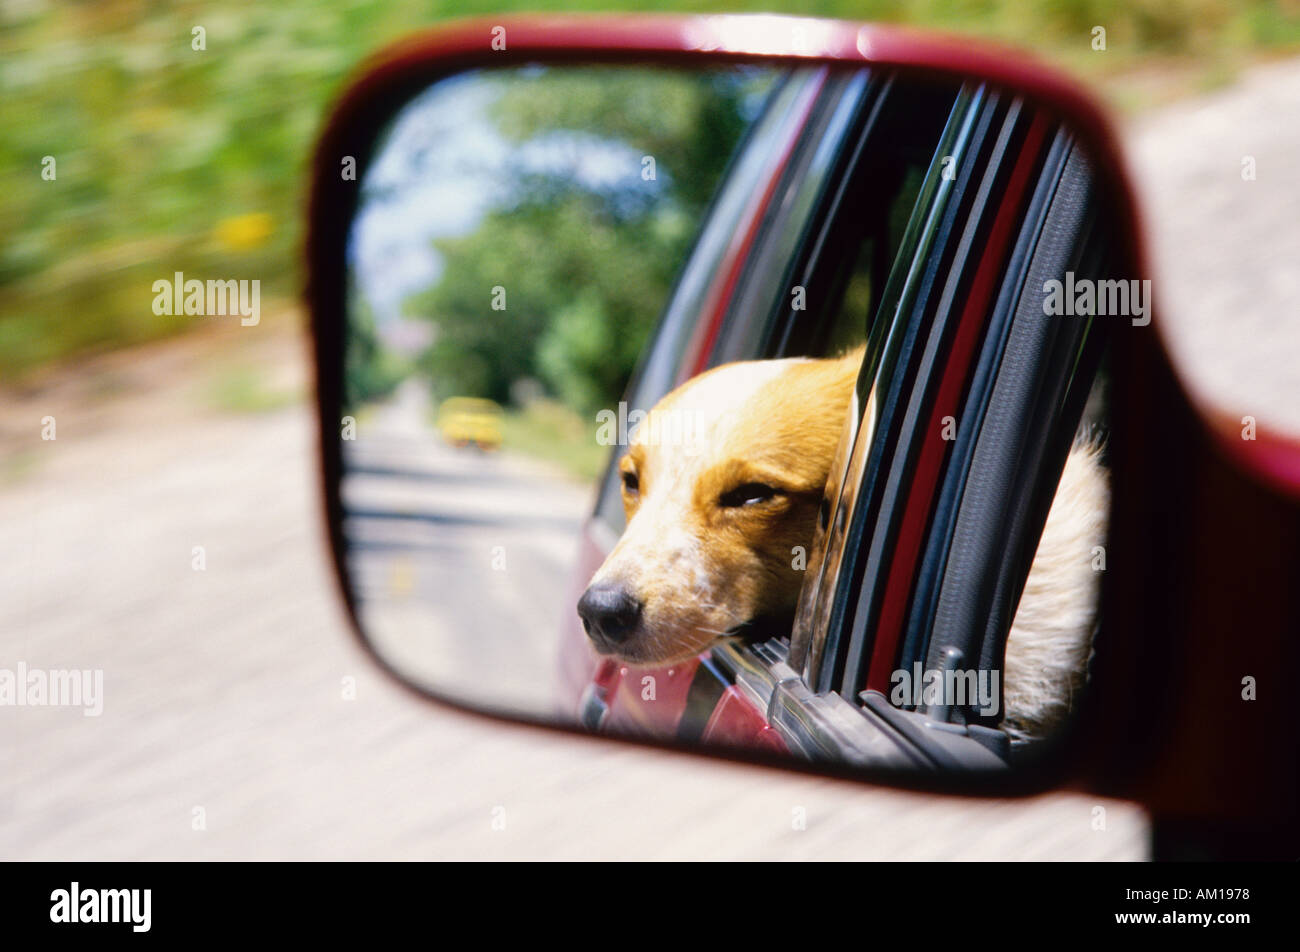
[710,68,873,365]
[771,77,958,361]
[586,70,967,745]
[594,73,963,545]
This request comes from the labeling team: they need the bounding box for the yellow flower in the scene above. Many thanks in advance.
[215,213,273,251]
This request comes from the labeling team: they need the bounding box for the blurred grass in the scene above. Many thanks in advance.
[0,448,41,486]
[2,0,1298,383]
[203,364,301,413]
[500,399,611,482]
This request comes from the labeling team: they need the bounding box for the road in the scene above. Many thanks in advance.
[9,57,1299,860]
[340,379,590,715]
[0,328,1147,859]
[1128,57,1300,437]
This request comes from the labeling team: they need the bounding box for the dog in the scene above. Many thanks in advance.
[577,347,1107,741]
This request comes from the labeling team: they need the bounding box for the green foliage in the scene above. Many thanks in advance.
[205,364,301,413]
[493,67,753,211]
[406,67,748,415]
[536,290,620,415]
[344,297,407,407]
[412,191,691,414]
[2,0,1295,381]
[499,399,612,482]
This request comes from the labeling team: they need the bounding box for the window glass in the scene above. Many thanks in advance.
[794,86,984,691]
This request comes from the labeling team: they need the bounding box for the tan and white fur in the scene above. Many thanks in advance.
[577,348,1107,740]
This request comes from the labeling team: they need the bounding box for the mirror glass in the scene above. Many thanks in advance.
[339,61,1131,775]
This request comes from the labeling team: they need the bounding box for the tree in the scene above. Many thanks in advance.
[400,66,767,415]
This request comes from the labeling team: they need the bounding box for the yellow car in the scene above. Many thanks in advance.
[436,396,503,450]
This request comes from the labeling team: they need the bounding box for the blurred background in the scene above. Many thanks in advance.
[5,0,1299,387]
[2,0,1297,859]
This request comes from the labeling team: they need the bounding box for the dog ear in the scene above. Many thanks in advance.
[800,345,865,427]
[719,351,864,497]
[831,342,867,395]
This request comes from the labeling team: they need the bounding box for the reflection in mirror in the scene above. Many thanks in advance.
[340,61,1128,776]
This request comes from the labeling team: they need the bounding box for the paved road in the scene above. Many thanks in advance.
[0,341,1148,859]
[11,57,1297,860]
[1127,57,1300,438]
[341,379,590,715]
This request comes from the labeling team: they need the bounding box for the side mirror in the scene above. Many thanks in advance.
[305,15,1300,849]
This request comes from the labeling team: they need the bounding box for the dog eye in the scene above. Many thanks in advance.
[621,471,639,494]
[719,483,779,508]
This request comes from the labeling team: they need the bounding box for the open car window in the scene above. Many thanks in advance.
[591,70,961,540]
[559,65,1114,767]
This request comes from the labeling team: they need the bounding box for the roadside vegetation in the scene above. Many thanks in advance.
[5,1,1298,381]
[5,1,1297,478]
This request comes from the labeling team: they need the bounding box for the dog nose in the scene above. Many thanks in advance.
[577,581,642,649]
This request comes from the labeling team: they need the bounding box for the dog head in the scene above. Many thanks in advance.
[578,349,861,665]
